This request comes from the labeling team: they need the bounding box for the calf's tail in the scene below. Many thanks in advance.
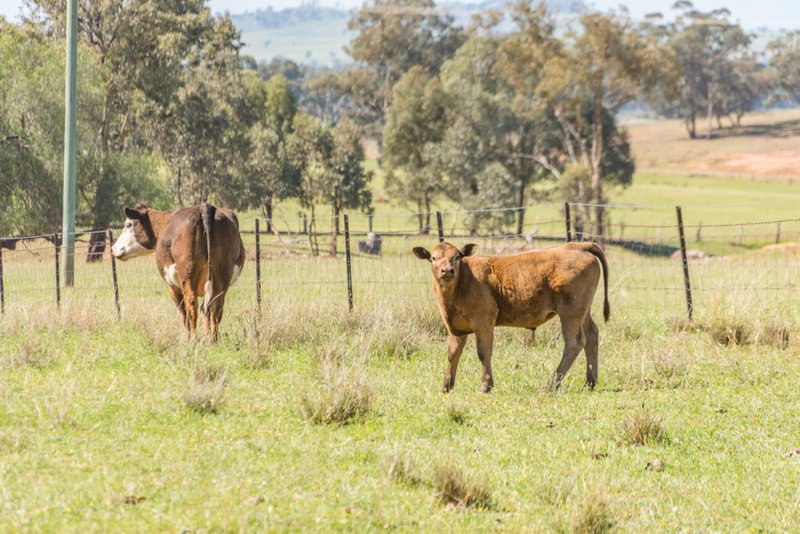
[201,202,216,315]
[584,242,610,322]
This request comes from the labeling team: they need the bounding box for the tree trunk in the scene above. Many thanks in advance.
[516,179,525,236]
[330,205,338,258]
[307,203,318,256]
[416,198,424,233]
[706,87,714,140]
[263,194,274,234]
[590,89,605,238]
[423,191,432,235]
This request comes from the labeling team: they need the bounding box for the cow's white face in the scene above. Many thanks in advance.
[112,218,153,261]
[412,243,477,289]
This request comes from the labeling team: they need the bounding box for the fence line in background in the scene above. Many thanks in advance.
[1,202,799,322]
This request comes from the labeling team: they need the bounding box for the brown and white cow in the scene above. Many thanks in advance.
[412,241,610,393]
[111,202,245,339]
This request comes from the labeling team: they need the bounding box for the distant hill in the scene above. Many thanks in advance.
[230,2,789,68]
[230,0,576,67]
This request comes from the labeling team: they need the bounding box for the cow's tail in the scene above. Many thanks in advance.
[584,242,610,322]
[201,202,215,316]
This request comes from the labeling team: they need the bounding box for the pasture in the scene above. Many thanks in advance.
[2,111,800,531]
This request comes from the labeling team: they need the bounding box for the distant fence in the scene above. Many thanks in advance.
[1,201,800,321]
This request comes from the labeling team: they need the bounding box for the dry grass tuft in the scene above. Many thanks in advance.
[6,337,53,369]
[182,362,227,415]
[300,356,373,426]
[234,313,272,369]
[434,464,493,510]
[756,317,792,349]
[620,411,667,446]
[386,453,424,486]
[572,488,615,534]
[707,316,751,346]
[650,350,688,386]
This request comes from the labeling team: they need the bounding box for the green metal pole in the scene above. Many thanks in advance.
[62,0,77,287]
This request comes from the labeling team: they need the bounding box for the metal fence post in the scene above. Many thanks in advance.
[564,202,572,242]
[0,245,4,314]
[344,214,353,312]
[107,229,120,320]
[255,219,262,313]
[676,206,693,321]
[54,233,61,308]
[436,211,444,243]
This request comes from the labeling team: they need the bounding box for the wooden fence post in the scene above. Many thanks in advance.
[436,211,444,243]
[344,214,353,312]
[776,222,781,244]
[676,206,693,321]
[54,233,60,308]
[255,219,262,313]
[564,202,572,242]
[107,230,120,320]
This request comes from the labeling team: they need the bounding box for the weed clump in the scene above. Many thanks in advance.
[707,316,750,346]
[300,360,373,426]
[386,453,424,486]
[619,411,667,446]
[434,464,493,510]
[756,317,791,349]
[445,404,469,425]
[572,489,615,534]
[182,363,227,415]
[8,338,52,369]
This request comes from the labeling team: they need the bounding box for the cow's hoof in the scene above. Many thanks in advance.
[441,382,453,393]
[479,383,493,394]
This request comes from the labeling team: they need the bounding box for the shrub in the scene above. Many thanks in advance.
[182,363,227,415]
[619,411,666,446]
[434,464,493,510]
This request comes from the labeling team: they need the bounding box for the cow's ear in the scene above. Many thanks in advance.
[461,243,477,257]
[124,206,146,220]
[412,247,431,260]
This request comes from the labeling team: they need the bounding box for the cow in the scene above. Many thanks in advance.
[111,202,245,340]
[412,241,610,393]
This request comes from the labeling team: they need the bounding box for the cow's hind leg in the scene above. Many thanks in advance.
[549,314,587,391]
[167,286,188,330]
[442,334,467,393]
[181,279,199,338]
[208,289,227,342]
[583,313,599,389]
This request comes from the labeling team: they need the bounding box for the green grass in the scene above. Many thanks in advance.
[1,296,799,530]
[3,115,800,530]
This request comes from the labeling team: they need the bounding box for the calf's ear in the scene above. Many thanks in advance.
[412,247,431,260]
[461,243,477,257]
[124,206,146,220]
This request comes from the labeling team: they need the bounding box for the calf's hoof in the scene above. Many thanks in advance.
[479,380,494,394]
[441,380,454,393]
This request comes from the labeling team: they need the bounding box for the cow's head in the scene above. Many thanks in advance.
[412,242,477,287]
[111,204,157,261]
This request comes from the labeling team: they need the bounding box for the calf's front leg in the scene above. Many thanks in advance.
[474,326,495,393]
[442,334,467,393]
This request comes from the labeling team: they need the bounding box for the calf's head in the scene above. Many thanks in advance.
[412,242,477,287]
[111,204,157,261]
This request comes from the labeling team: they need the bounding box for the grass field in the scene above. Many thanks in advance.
[2,110,800,531]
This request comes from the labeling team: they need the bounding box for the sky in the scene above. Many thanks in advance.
[0,0,796,30]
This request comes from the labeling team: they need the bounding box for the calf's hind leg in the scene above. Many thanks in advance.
[583,314,599,389]
[548,314,587,391]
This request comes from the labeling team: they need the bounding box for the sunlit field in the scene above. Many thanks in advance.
[2,189,800,530]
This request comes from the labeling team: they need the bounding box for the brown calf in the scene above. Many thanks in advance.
[111,202,245,339]
[412,242,609,393]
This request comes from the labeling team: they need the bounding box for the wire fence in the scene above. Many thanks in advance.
[1,201,799,322]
